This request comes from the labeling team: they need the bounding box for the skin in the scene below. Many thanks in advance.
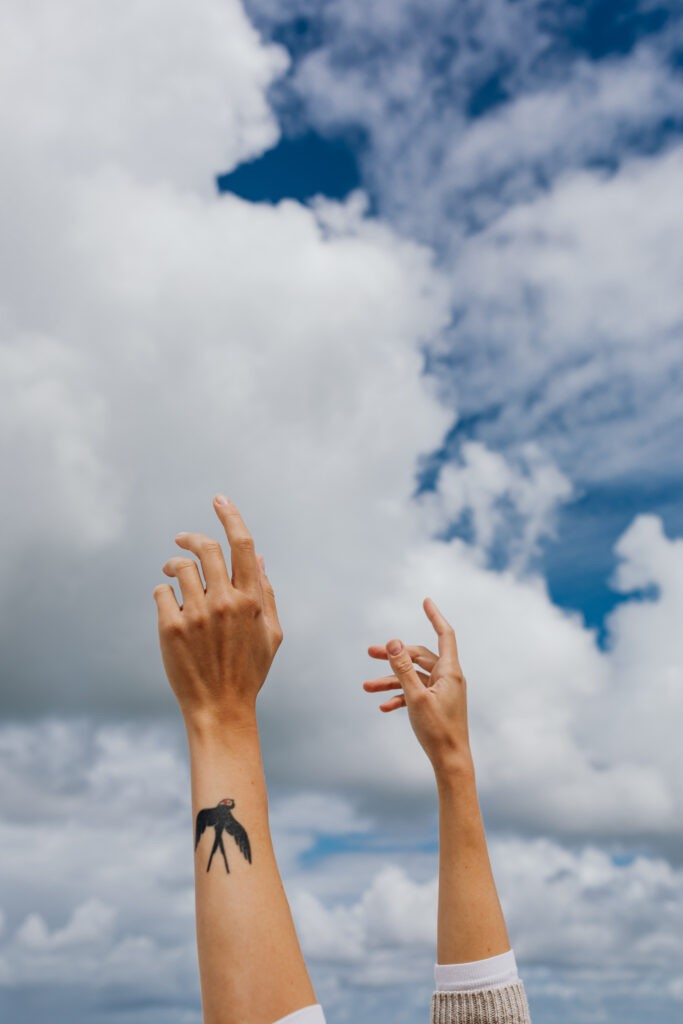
[363,599,511,963]
[154,497,511,1024]
[153,495,316,1024]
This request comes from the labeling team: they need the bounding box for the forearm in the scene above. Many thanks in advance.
[186,713,316,1024]
[434,755,510,963]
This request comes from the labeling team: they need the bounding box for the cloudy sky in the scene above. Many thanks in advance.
[1,1,682,1022]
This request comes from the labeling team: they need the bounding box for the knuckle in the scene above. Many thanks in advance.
[233,534,255,553]
[210,593,232,616]
[186,606,208,629]
[162,617,184,638]
[200,538,223,556]
[236,592,261,617]
[170,557,196,572]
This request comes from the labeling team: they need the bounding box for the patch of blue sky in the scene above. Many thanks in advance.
[216,129,364,205]
[539,0,672,60]
[416,442,681,644]
[299,831,438,869]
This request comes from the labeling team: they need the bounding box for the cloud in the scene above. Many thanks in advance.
[418,440,574,571]
[1,0,288,192]
[247,0,683,498]
[433,143,683,488]
[250,0,683,238]
[1,0,679,853]
[2,3,683,1021]
[2,719,681,1020]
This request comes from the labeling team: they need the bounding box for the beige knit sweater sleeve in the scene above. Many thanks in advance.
[430,980,532,1024]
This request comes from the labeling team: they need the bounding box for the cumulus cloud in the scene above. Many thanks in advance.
[247,0,683,503]
[0,0,680,851]
[1,0,287,193]
[418,440,574,571]
[437,144,683,485]
[2,721,681,1022]
[248,0,683,239]
[2,2,683,1022]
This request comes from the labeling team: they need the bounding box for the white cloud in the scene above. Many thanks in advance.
[16,899,117,952]
[1,3,683,1021]
[1,0,679,852]
[263,0,683,239]
[0,719,681,1019]
[247,1,683,492]
[418,440,573,571]
[439,143,683,484]
[1,0,287,193]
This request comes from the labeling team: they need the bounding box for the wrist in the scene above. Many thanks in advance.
[183,705,259,747]
[433,749,477,791]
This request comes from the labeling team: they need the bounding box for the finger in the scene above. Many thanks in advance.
[174,532,230,594]
[385,639,424,702]
[257,554,281,633]
[363,670,430,692]
[213,495,259,596]
[153,583,181,627]
[423,598,459,665]
[162,556,205,607]
[368,644,437,671]
[379,693,406,712]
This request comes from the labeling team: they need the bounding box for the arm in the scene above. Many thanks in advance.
[364,598,531,1020]
[153,495,318,1024]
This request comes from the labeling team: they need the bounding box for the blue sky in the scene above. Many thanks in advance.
[1,2,682,1024]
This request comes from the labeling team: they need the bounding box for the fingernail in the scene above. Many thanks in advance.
[175,532,188,539]
[214,494,230,506]
[387,639,403,656]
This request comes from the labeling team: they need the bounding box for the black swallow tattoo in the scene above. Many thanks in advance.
[194,798,252,874]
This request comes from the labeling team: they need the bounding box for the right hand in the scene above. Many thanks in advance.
[363,598,472,775]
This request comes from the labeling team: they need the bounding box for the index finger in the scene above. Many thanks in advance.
[423,597,459,665]
[213,495,259,596]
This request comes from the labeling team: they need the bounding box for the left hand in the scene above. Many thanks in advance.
[363,599,472,776]
[153,495,283,727]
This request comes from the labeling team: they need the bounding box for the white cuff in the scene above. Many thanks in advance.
[272,1004,327,1024]
[434,948,519,991]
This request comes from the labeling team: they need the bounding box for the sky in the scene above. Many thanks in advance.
[1,1,682,1022]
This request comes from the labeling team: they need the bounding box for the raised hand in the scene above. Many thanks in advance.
[153,495,283,728]
[363,598,472,775]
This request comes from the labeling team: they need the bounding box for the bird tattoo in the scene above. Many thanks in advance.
[195,798,252,874]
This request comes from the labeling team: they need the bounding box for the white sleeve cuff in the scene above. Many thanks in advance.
[434,948,519,991]
[272,1004,327,1024]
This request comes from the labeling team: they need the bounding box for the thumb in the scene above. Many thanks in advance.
[386,639,424,702]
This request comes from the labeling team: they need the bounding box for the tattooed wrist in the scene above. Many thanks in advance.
[195,798,252,874]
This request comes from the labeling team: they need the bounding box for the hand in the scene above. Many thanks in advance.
[153,495,283,728]
[363,598,472,775]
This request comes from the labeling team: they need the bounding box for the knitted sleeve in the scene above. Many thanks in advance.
[430,981,531,1024]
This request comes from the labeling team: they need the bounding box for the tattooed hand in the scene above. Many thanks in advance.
[153,495,283,727]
